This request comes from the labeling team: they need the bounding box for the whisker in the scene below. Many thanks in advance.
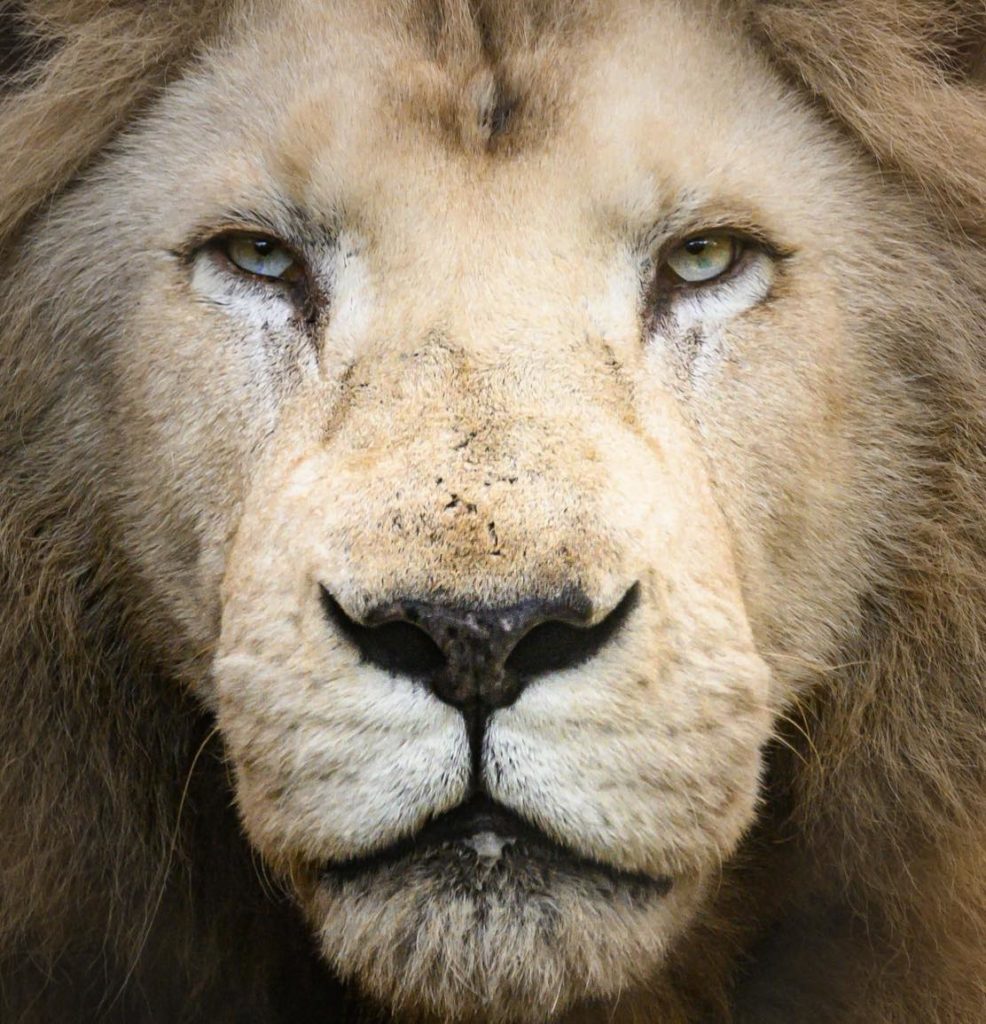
[103,723,222,1013]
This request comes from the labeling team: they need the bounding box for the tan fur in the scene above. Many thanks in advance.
[2,1,986,1022]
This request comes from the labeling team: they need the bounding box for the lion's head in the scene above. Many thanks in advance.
[3,2,986,1022]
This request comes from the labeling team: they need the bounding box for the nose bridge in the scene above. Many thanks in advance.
[450,253,589,362]
[380,365,601,514]
[336,329,597,479]
[370,164,589,358]
[313,170,648,605]
[316,317,646,611]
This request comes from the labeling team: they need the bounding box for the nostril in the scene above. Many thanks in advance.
[320,587,446,678]
[505,582,640,682]
[320,583,639,707]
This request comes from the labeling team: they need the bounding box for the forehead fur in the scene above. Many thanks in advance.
[3,0,986,245]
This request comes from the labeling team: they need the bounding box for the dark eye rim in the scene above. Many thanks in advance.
[193,229,321,322]
[640,225,789,329]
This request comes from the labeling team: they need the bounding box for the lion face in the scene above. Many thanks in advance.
[57,0,896,1019]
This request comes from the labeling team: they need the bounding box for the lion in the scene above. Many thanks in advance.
[2,0,986,1021]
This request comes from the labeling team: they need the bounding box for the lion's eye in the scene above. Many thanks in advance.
[665,234,741,284]
[222,234,301,282]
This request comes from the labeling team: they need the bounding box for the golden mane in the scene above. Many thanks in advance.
[2,2,986,1021]
[752,0,986,233]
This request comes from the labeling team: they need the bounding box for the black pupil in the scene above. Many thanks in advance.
[685,238,711,254]
[253,239,275,255]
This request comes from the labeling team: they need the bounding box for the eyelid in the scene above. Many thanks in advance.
[169,211,308,263]
[217,232,300,272]
[640,211,790,263]
[215,229,300,256]
[196,231,318,321]
[660,229,741,263]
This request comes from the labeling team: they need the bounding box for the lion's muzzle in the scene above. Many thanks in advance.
[213,355,773,1021]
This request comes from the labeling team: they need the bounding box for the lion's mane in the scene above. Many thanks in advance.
[1,3,986,1022]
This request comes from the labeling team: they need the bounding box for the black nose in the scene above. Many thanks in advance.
[321,584,639,711]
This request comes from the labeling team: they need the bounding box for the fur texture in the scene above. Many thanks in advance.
[2,1,986,1022]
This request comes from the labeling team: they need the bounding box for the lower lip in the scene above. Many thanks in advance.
[320,798,673,895]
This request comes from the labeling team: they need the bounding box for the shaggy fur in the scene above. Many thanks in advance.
[2,1,986,1022]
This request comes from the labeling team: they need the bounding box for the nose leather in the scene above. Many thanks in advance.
[367,598,589,709]
[322,584,639,713]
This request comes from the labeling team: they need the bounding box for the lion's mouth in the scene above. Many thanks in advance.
[322,792,673,894]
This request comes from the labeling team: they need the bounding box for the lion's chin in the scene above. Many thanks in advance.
[295,800,696,1023]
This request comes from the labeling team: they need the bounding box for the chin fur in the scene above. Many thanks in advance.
[303,842,697,1024]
